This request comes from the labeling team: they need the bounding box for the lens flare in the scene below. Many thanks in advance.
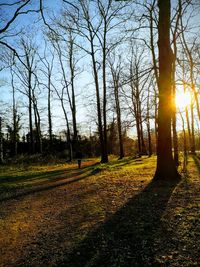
[175,90,191,110]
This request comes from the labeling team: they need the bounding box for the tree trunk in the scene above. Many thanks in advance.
[0,117,4,164]
[102,28,108,163]
[114,77,124,159]
[139,101,147,155]
[172,57,179,166]
[12,76,18,156]
[48,73,53,146]
[69,34,78,143]
[154,0,180,180]
[28,70,34,154]
[61,97,72,161]
[147,89,152,157]
[190,103,196,154]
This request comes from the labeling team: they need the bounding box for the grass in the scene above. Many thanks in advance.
[0,155,199,267]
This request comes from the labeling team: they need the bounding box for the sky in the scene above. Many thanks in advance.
[0,0,199,139]
[0,0,97,137]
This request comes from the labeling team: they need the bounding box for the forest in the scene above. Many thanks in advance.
[0,0,199,266]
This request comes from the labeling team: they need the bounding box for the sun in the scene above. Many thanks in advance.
[175,89,192,110]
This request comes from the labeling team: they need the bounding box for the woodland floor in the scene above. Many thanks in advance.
[0,155,199,267]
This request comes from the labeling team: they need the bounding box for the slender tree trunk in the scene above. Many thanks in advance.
[149,2,159,87]
[180,112,187,172]
[154,0,179,180]
[114,79,124,159]
[147,119,152,157]
[0,117,3,163]
[190,63,196,154]
[110,60,124,159]
[11,70,18,156]
[139,101,147,155]
[190,103,196,154]
[61,98,72,161]
[147,89,152,157]
[149,2,158,152]
[136,113,141,156]
[154,89,158,150]
[48,74,53,145]
[28,70,34,154]
[172,56,179,165]
[36,104,42,153]
[102,27,108,163]
[69,35,78,143]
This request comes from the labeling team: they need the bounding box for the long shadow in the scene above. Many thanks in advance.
[0,168,78,184]
[0,164,99,202]
[193,155,200,174]
[59,179,180,267]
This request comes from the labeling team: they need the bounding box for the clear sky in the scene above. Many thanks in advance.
[0,0,199,139]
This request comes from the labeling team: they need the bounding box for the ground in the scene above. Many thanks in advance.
[0,155,199,267]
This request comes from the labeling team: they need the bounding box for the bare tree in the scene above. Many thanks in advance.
[126,45,149,156]
[38,43,55,146]
[14,37,41,154]
[59,0,130,162]
[109,55,124,159]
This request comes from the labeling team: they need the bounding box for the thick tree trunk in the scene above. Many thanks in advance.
[154,0,179,180]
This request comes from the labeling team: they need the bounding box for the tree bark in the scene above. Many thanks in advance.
[154,0,180,180]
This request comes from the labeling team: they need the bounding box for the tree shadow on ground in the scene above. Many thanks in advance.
[192,155,200,174]
[0,163,99,201]
[60,179,180,267]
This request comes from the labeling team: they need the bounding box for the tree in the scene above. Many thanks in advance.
[38,43,55,146]
[61,0,130,162]
[109,55,124,159]
[0,117,3,163]
[154,0,180,180]
[14,37,41,154]
[0,1,42,66]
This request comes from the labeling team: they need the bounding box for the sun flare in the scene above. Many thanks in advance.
[175,90,191,110]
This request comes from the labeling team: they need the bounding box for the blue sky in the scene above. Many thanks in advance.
[0,0,199,138]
